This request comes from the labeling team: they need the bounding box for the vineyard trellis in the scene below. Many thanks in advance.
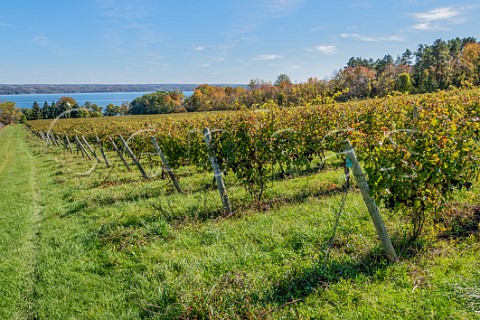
[27,89,480,245]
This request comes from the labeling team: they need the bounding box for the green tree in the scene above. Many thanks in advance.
[42,101,50,119]
[395,72,412,93]
[83,102,103,117]
[431,39,451,88]
[49,102,58,119]
[104,103,120,116]
[400,49,414,66]
[21,108,34,121]
[274,74,291,86]
[413,44,437,92]
[375,54,394,74]
[31,101,42,120]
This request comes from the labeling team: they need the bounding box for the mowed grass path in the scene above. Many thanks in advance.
[0,126,135,319]
[0,125,41,318]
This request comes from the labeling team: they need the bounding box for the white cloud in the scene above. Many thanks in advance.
[411,22,448,31]
[411,22,431,30]
[340,33,405,42]
[251,54,283,61]
[194,46,206,51]
[412,7,460,22]
[313,45,338,54]
[409,6,467,31]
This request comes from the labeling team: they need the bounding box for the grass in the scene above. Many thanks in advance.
[0,124,479,319]
[0,125,42,319]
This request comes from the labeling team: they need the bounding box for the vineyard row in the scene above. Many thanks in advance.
[27,89,480,237]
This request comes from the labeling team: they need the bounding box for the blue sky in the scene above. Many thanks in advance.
[0,0,478,84]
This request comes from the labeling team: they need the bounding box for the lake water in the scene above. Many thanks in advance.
[0,91,194,108]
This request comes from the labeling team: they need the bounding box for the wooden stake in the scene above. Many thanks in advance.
[39,131,47,142]
[108,136,131,171]
[75,137,81,155]
[59,135,68,151]
[341,140,398,262]
[118,135,149,179]
[65,135,73,153]
[203,128,232,215]
[75,135,92,160]
[42,131,51,145]
[49,132,59,147]
[151,136,184,193]
[96,136,110,167]
[82,136,101,163]
[117,135,149,179]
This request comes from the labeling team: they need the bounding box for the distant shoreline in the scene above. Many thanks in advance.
[0,84,247,95]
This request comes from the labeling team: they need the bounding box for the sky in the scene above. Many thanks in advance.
[0,0,479,84]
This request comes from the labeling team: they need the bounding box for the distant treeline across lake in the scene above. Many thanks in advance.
[0,91,195,108]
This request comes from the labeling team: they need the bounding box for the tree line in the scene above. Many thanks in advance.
[18,91,185,121]
[2,36,478,123]
[183,37,480,109]
[158,36,480,113]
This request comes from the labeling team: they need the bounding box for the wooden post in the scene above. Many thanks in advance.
[75,136,81,155]
[56,134,63,144]
[49,132,59,147]
[82,136,101,163]
[341,140,398,262]
[118,135,148,179]
[42,131,50,144]
[108,136,131,171]
[203,128,232,215]
[59,135,68,151]
[151,136,184,194]
[75,135,92,160]
[65,135,73,153]
[96,136,110,167]
[42,131,51,145]
[39,131,47,143]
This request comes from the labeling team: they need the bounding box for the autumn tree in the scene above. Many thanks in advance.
[334,66,376,100]
[56,96,78,118]
[130,91,185,114]
[458,42,480,87]
[0,102,23,124]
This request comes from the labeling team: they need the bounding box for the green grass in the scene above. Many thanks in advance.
[0,125,42,319]
[1,125,479,319]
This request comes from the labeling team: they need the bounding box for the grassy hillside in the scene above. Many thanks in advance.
[0,124,478,319]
